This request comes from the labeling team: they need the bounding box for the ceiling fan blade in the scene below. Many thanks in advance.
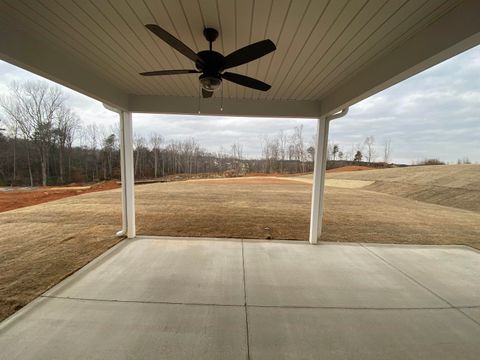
[224,39,276,69]
[202,88,214,98]
[140,70,199,76]
[145,24,203,65]
[222,72,271,91]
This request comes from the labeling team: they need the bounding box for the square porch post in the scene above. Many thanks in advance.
[119,111,136,238]
[309,117,329,244]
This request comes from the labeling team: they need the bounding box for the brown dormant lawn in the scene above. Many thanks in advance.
[1,166,479,321]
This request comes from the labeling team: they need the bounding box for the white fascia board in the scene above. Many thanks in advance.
[320,0,480,116]
[128,95,322,118]
[0,25,129,111]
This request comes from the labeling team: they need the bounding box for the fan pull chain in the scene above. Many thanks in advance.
[220,84,224,112]
[198,82,201,114]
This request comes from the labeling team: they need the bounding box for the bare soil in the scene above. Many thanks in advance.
[326,165,373,172]
[1,166,479,322]
[0,181,120,213]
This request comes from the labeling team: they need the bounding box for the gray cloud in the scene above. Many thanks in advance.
[329,45,480,163]
[1,44,479,163]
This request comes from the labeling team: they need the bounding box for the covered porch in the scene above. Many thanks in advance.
[1,0,479,244]
[1,0,480,358]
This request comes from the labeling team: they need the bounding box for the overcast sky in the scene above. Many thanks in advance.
[1,44,479,164]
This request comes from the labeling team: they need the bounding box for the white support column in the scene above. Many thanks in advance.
[117,113,127,236]
[309,117,330,244]
[120,111,136,238]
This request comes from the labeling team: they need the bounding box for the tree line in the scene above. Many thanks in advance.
[0,82,318,186]
[0,81,400,187]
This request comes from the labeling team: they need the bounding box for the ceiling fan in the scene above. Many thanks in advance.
[140,25,276,98]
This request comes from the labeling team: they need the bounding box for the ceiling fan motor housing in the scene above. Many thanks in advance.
[196,50,225,91]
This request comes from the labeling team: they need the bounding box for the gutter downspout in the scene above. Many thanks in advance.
[103,103,127,237]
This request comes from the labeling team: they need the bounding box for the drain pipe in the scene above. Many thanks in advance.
[103,103,127,237]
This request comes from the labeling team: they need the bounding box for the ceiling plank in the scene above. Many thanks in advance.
[216,0,237,99]
[320,0,480,116]
[0,19,128,110]
[314,0,456,100]
[270,0,348,100]
[120,0,194,96]
[283,0,368,100]
[266,0,329,100]
[243,0,273,99]
[3,0,145,93]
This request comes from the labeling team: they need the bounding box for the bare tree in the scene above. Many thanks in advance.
[278,130,288,172]
[307,146,315,162]
[102,133,117,179]
[290,125,306,172]
[150,132,163,178]
[85,123,100,181]
[1,81,66,186]
[54,106,79,184]
[332,144,339,161]
[231,141,243,174]
[134,135,147,177]
[363,136,377,164]
[1,116,19,184]
[383,138,392,164]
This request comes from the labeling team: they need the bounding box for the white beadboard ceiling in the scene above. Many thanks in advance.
[0,0,479,117]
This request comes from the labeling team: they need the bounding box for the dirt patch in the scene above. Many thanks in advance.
[327,165,373,173]
[191,176,307,186]
[324,179,374,188]
[0,181,120,213]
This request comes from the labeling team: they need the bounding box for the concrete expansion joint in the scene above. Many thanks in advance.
[38,295,480,311]
[359,244,454,306]
[39,295,242,308]
[458,308,480,327]
[359,244,480,328]
[241,239,251,360]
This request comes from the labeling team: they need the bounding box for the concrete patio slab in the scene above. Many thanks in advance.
[0,297,246,360]
[45,237,245,305]
[2,237,480,359]
[460,308,480,325]
[364,244,480,307]
[243,240,448,308]
[247,307,480,360]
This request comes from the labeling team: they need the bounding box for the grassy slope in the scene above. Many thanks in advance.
[1,173,479,322]
[327,164,480,213]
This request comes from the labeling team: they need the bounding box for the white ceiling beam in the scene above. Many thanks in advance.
[319,0,480,117]
[0,24,129,111]
[128,95,322,118]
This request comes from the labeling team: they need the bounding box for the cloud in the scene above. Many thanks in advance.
[329,45,480,163]
[1,43,479,163]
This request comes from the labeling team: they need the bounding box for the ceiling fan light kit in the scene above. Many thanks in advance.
[140,24,276,100]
